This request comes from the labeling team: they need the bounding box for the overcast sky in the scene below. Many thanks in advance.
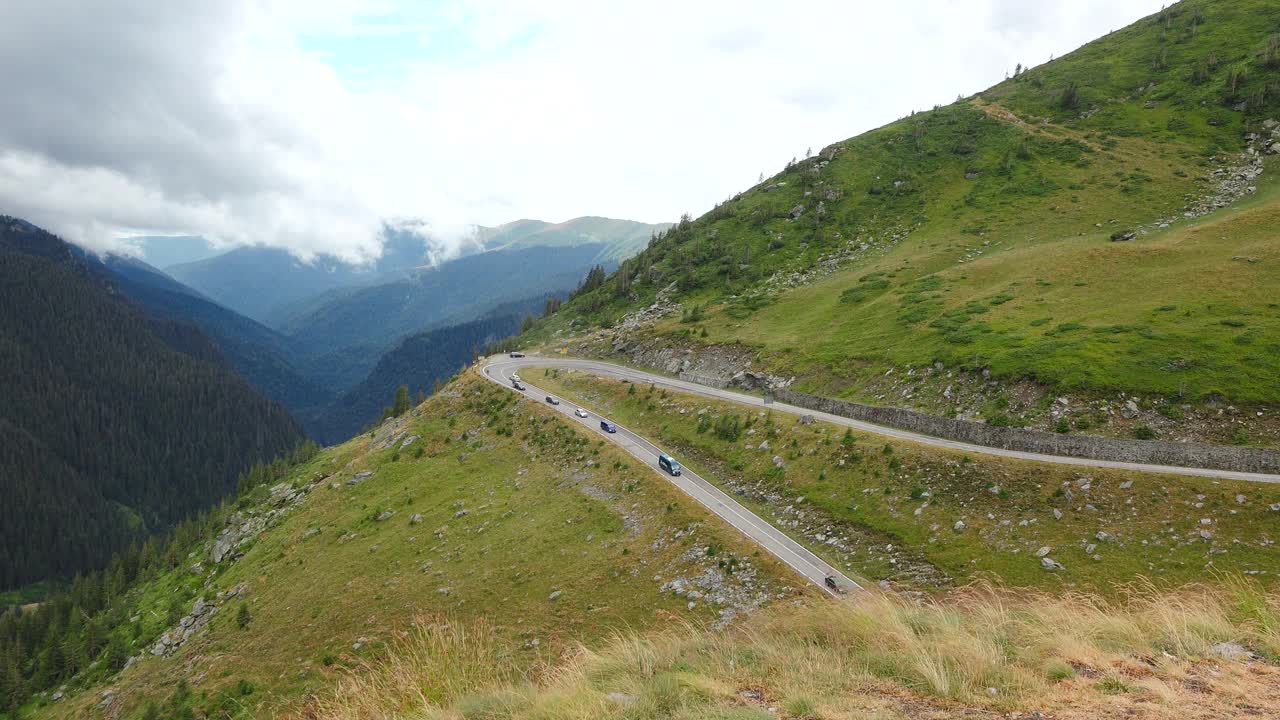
[0,0,1167,262]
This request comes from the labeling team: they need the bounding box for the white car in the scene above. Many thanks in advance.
[511,373,520,382]
[574,408,589,418]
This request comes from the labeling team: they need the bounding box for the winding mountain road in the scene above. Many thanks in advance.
[480,354,1280,595]
[483,356,1280,485]
[480,356,860,596]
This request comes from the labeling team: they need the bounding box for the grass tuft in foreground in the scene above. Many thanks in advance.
[301,580,1280,719]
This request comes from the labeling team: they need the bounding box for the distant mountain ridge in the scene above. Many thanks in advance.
[160,215,668,327]
[64,232,611,444]
[166,246,381,327]
[282,243,606,376]
[477,216,670,262]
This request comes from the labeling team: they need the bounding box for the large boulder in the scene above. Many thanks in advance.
[1040,557,1065,571]
[1121,400,1140,419]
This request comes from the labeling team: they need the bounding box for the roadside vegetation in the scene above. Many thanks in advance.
[531,368,1280,594]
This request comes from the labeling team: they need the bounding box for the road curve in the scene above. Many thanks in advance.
[482,355,1280,485]
[479,358,860,596]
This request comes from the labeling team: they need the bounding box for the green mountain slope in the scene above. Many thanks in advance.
[529,0,1280,433]
[24,372,802,719]
[23,364,1280,719]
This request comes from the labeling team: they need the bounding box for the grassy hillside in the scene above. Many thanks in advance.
[531,368,1280,595]
[527,0,1280,416]
[33,372,804,719]
[308,583,1280,720]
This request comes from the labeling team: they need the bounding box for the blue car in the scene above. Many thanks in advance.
[600,420,617,433]
[658,454,682,476]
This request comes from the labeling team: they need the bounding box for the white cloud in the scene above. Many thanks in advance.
[0,0,1167,258]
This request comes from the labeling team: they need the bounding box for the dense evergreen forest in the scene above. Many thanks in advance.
[0,217,306,590]
[0,445,316,716]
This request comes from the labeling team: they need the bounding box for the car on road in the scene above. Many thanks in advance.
[511,373,520,381]
[509,351,525,358]
[824,576,842,593]
[574,408,588,418]
[545,396,560,405]
[513,381,525,391]
[658,454,682,476]
[600,420,617,433]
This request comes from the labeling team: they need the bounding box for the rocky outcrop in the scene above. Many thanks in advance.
[762,225,912,292]
[209,477,324,563]
[607,336,793,391]
[611,336,750,382]
[1128,121,1275,237]
[209,513,268,563]
[617,282,681,331]
[729,369,792,391]
[149,583,248,658]
[658,544,773,629]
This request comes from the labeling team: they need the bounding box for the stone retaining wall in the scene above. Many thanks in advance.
[775,389,1280,475]
[679,371,730,389]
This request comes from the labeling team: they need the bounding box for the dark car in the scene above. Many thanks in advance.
[509,351,525,358]
[513,381,525,391]
[545,396,560,405]
[824,576,841,592]
[600,420,617,433]
[658,454,682,476]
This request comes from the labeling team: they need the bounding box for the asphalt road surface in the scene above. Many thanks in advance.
[480,357,860,596]
[483,356,1280,485]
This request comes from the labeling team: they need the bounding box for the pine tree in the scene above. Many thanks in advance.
[61,610,85,677]
[166,598,184,626]
[105,633,129,671]
[236,603,251,630]
[391,385,411,417]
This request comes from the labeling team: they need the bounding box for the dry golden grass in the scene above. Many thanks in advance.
[294,579,1280,719]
